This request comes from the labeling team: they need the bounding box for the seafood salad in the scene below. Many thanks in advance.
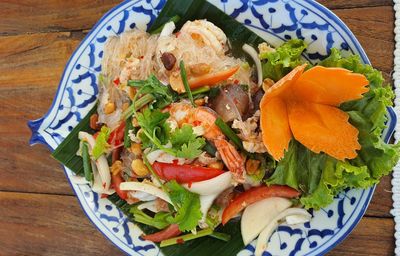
[64,17,399,254]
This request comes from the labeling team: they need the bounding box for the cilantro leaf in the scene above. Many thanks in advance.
[168,124,206,159]
[130,206,172,230]
[92,126,110,159]
[170,124,198,147]
[136,108,174,153]
[136,108,170,136]
[165,180,202,232]
[129,74,177,109]
[176,138,206,159]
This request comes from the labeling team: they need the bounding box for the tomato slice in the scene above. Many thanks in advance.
[108,122,126,146]
[111,173,128,200]
[221,185,300,225]
[152,162,225,183]
[142,224,182,242]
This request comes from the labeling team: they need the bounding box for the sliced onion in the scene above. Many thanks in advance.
[184,172,232,196]
[160,21,176,37]
[129,191,157,202]
[242,43,262,87]
[198,194,219,227]
[78,131,111,191]
[146,149,186,165]
[209,85,249,122]
[138,201,159,213]
[285,214,311,225]
[120,181,172,204]
[255,208,311,256]
[92,163,115,195]
[241,197,292,245]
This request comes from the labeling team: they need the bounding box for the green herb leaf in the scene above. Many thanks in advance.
[215,117,243,150]
[128,74,177,109]
[169,124,206,159]
[165,180,202,232]
[136,108,170,136]
[179,60,196,107]
[169,124,197,146]
[160,228,213,247]
[130,206,172,230]
[81,141,93,182]
[124,117,134,148]
[176,139,206,159]
[92,126,110,159]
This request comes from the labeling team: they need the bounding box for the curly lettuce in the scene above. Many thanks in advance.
[261,39,308,81]
[267,48,400,209]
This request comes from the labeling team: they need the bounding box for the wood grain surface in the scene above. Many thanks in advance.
[0,0,395,255]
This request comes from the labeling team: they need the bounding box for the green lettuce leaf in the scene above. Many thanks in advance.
[267,48,400,209]
[165,180,202,232]
[261,39,308,81]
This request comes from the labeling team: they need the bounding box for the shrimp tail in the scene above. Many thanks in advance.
[214,138,246,183]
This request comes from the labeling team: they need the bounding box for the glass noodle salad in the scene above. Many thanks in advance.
[68,18,399,254]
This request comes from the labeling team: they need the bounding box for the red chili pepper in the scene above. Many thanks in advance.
[108,122,126,146]
[221,185,300,225]
[142,224,182,242]
[152,162,225,184]
[111,173,128,200]
[113,77,120,86]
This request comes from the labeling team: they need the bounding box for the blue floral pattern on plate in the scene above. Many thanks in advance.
[28,0,397,255]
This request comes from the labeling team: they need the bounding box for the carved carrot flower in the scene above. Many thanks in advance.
[260,64,369,161]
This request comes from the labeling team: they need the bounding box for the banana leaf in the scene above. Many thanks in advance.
[52,105,97,176]
[52,0,267,254]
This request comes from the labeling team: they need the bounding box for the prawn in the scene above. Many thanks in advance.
[169,102,246,183]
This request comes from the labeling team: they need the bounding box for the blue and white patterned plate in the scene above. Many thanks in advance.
[28,0,397,255]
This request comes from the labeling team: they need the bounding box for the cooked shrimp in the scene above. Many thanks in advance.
[180,20,228,56]
[168,102,246,182]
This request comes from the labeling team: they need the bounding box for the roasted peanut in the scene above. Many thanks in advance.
[190,63,211,76]
[111,160,123,176]
[130,143,142,156]
[131,159,149,176]
[104,102,115,114]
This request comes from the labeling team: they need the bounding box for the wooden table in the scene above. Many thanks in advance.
[0,0,395,255]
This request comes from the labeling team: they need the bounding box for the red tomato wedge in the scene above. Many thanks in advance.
[111,173,128,200]
[108,122,126,146]
[221,185,300,225]
[142,224,182,242]
[152,162,225,183]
